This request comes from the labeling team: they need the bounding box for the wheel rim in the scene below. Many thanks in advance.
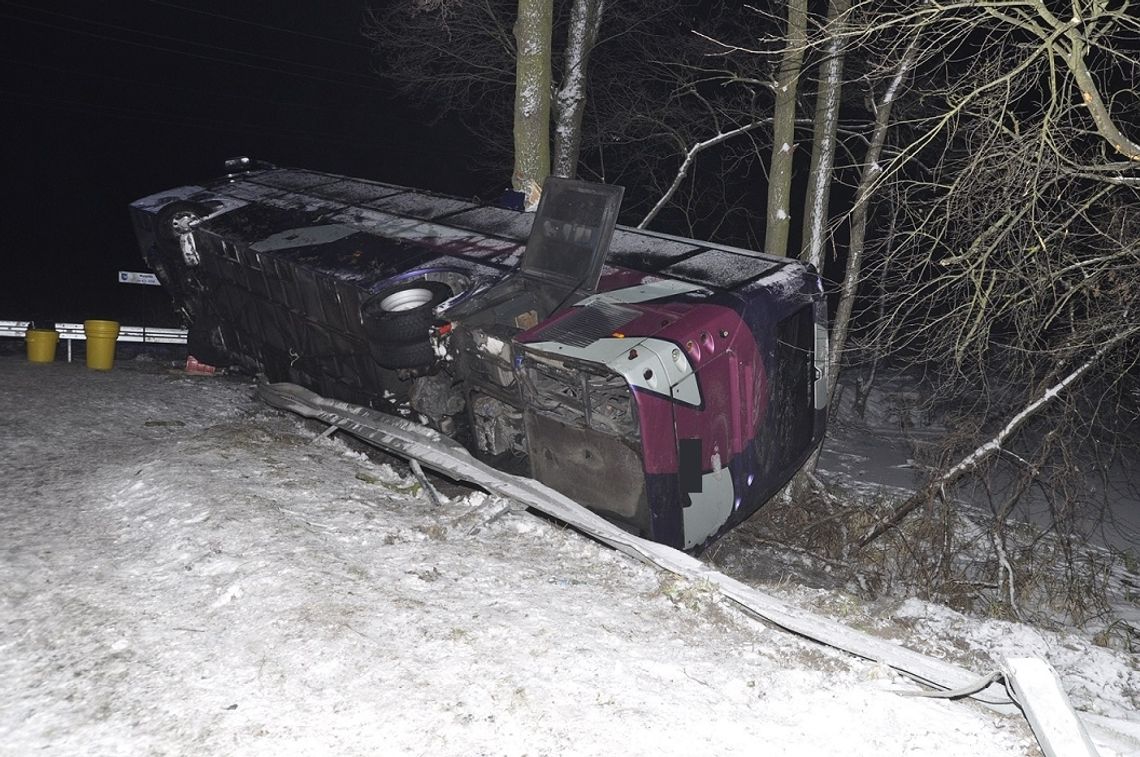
[170,210,200,235]
[380,287,435,312]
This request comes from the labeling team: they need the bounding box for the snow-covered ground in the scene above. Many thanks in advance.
[1,353,1136,755]
[818,376,1140,556]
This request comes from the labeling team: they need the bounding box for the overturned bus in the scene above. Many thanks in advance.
[130,163,828,551]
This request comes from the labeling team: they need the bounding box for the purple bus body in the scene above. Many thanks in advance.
[130,166,828,551]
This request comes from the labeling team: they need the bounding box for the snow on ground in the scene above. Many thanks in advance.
[0,353,1121,756]
[819,374,1140,557]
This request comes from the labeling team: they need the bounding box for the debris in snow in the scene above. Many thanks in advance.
[185,355,216,375]
[409,458,443,506]
[2,356,1135,756]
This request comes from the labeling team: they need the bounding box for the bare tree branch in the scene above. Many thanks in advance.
[858,321,1140,550]
[637,120,770,229]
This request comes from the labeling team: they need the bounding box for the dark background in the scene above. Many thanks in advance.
[2,0,489,327]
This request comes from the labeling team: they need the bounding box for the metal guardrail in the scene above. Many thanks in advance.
[258,381,1123,757]
[0,320,188,362]
[0,321,33,338]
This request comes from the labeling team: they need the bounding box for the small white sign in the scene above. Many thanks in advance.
[119,271,161,286]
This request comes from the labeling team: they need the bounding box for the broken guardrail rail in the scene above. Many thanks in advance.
[258,381,1137,757]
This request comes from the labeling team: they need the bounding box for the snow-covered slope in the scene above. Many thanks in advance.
[0,355,1114,755]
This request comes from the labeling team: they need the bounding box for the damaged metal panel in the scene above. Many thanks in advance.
[131,166,829,551]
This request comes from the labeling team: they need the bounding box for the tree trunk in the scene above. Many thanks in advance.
[786,0,848,500]
[763,0,808,257]
[552,0,605,179]
[513,0,554,206]
[827,41,917,403]
[789,37,914,500]
[799,0,849,272]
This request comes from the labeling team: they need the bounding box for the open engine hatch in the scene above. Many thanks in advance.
[521,177,624,295]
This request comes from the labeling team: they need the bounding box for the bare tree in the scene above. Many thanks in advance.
[764,0,809,257]
[512,0,554,201]
[365,0,517,166]
[799,0,851,272]
[552,0,605,178]
[839,0,1140,569]
[826,33,918,403]
[367,0,613,196]
[368,0,1140,595]
[683,1,1139,609]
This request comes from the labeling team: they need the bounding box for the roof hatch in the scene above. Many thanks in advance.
[520,177,624,294]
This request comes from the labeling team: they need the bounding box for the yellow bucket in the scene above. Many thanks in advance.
[25,328,59,363]
[84,319,121,370]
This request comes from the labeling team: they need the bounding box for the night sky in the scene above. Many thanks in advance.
[2,0,487,326]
